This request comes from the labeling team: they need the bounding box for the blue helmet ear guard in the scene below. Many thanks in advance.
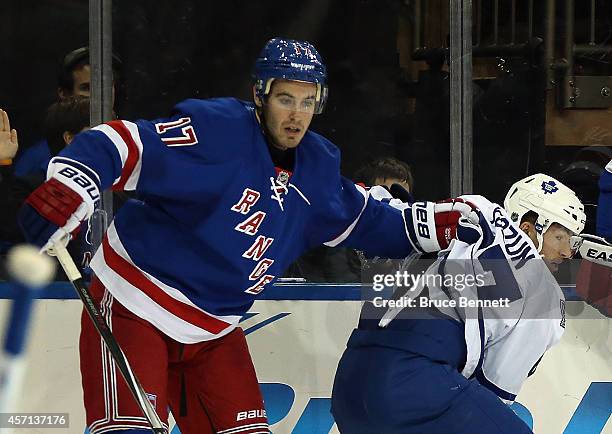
[253,37,328,114]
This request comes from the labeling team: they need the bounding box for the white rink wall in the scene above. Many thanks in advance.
[0,296,610,434]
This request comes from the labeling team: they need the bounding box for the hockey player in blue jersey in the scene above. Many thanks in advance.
[17,38,483,434]
[331,174,586,434]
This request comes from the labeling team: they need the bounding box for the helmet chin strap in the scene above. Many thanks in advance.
[534,216,550,254]
[536,233,544,255]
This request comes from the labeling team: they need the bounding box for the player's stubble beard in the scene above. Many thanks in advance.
[255,105,291,151]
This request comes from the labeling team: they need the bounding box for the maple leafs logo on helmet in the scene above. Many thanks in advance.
[541,180,559,195]
[253,37,328,114]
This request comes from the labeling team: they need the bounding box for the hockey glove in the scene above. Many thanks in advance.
[18,161,100,253]
[574,234,612,267]
[575,235,612,317]
[404,198,482,253]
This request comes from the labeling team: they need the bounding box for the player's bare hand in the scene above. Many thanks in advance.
[0,108,19,160]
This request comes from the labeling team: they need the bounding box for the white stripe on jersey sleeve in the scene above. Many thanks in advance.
[91,121,144,190]
[121,121,144,190]
[324,184,368,247]
[92,123,129,187]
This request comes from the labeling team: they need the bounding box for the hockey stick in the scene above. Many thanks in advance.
[52,243,166,434]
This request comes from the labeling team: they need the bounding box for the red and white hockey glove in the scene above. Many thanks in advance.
[18,161,100,253]
[405,198,483,253]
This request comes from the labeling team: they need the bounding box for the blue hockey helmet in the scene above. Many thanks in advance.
[253,37,328,114]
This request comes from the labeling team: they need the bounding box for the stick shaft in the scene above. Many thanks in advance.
[54,244,166,433]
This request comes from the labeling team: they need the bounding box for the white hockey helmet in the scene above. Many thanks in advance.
[504,173,586,252]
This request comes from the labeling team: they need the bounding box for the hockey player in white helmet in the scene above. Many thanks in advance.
[504,173,586,272]
[332,174,586,434]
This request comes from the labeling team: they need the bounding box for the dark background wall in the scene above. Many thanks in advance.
[1,0,412,191]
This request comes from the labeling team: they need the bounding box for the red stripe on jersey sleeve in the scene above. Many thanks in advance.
[106,120,139,191]
[101,236,231,334]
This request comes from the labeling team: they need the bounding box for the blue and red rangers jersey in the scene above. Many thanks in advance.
[48,97,414,343]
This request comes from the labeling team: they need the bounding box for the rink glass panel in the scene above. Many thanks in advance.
[4,1,609,286]
[471,0,612,286]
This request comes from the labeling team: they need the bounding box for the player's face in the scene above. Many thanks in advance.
[259,80,317,150]
[541,223,573,273]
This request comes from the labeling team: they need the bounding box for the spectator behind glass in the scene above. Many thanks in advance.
[284,157,415,282]
[13,47,120,178]
[0,108,23,253]
[354,156,414,196]
[42,96,130,274]
[0,99,90,265]
[44,95,91,159]
[15,95,91,187]
[0,109,18,163]
[57,47,95,99]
